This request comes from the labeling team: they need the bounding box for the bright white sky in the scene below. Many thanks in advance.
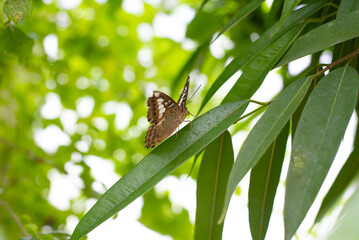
[36,0,354,239]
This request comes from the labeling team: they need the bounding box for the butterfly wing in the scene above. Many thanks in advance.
[147,91,177,123]
[177,76,190,107]
[145,123,162,148]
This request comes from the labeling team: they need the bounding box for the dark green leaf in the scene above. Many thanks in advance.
[70,100,249,240]
[248,124,289,240]
[220,76,312,223]
[222,24,305,103]
[198,2,324,113]
[277,10,359,67]
[195,130,233,240]
[337,0,359,18]
[284,66,359,240]
[277,0,302,30]
[211,0,264,44]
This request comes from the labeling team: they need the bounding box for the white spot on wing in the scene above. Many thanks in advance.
[154,92,160,97]
[159,104,164,109]
[159,108,165,114]
[157,98,164,103]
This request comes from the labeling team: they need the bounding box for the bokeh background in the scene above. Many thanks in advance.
[1,0,354,239]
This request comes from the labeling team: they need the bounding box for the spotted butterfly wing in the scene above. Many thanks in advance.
[145,76,190,148]
[146,91,177,123]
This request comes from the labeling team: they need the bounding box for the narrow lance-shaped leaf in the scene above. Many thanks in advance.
[211,0,264,43]
[326,187,359,240]
[266,0,285,28]
[195,130,234,240]
[248,123,289,240]
[70,100,249,240]
[276,10,359,67]
[284,66,359,240]
[277,0,302,30]
[222,24,305,103]
[219,76,312,223]
[315,104,359,222]
[337,0,359,19]
[198,2,324,114]
[315,140,359,222]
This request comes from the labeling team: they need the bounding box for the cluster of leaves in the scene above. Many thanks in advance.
[1,0,359,240]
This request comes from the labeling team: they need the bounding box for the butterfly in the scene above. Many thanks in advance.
[145,76,197,148]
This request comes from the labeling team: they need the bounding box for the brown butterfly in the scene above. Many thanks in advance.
[145,76,197,148]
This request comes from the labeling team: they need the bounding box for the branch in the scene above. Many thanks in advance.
[314,48,359,77]
[0,199,31,237]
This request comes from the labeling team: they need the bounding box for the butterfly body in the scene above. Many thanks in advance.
[145,77,190,148]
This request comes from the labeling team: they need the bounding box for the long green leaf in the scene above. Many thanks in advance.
[284,66,359,240]
[195,130,234,240]
[69,100,249,240]
[248,123,289,240]
[315,106,359,222]
[326,187,359,240]
[337,0,359,19]
[211,0,264,44]
[219,76,312,222]
[315,145,359,223]
[198,2,324,114]
[266,0,285,28]
[277,0,302,30]
[276,10,359,67]
[222,24,305,103]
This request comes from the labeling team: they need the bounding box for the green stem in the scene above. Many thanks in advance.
[249,99,272,105]
[235,104,269,123]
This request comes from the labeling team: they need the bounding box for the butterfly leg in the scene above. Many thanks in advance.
[187,110,201,118]
[184,120,198,135]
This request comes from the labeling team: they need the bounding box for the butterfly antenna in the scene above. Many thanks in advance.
[187,84,202,105]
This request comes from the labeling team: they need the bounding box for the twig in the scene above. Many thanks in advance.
[249,99,272,105]
[314,48,359,77]
[0,199,31,237]
[235,104,269,123]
